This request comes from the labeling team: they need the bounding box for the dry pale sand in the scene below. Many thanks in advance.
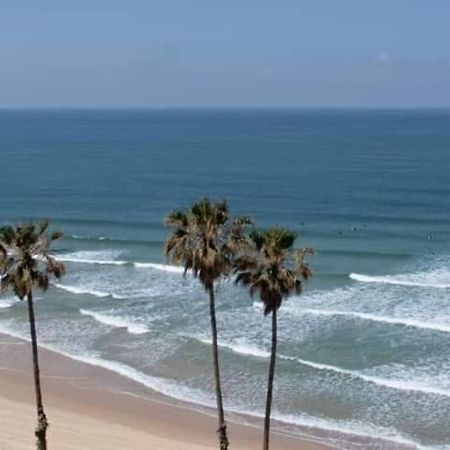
[0,334,334,450]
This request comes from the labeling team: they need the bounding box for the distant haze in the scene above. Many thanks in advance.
[1,0,450,108]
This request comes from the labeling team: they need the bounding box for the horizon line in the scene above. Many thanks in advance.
[1,106,450,111]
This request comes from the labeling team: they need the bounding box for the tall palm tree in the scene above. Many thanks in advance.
[0,221,65,450]
[164,198,251,450]
[234,227,313,450]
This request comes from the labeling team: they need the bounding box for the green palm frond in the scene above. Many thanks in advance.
[164,198,252,288]
[235,226,313,315]
[0,243,7,266]
[0,221,66,300]
[165,211,189,228]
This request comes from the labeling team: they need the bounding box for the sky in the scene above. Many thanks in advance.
[1,1,450,108]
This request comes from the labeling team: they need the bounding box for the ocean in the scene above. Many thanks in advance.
[1,109,450,449]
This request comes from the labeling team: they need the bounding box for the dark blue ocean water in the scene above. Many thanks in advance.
[1,110,450,449]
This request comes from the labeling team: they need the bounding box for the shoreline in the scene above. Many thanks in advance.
[0,332,335,450]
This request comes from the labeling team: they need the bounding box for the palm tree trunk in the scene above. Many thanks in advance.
[263,309,277,450]
[27,292,48,450]
[207,284,229,450]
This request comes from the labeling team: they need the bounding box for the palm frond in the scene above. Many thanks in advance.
[0,221,66,300]
[165,210,189,228]
[234,226,313,313]
[164,198,251,288]
[50,231,64,241]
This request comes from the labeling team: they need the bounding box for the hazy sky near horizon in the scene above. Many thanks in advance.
[1,1,450,108]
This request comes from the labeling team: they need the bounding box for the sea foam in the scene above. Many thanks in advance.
[58,251,184,273]
[350,272,450,289]
[58,250,128,266]
[0,297,17,309]
[134,262,185,273]
[193,335,450,398]
[79,309,149,334]
[297,308,450,334]
[55,284,126,299]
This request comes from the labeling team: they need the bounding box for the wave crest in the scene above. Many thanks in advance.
[297,308,450,334]
[134,262,185,273]
[350,272,450,289]
[0,297,17,309]
[79,309,149,334]
[58,250,127,266]
[55,284,126,299]
[192,336,450,398]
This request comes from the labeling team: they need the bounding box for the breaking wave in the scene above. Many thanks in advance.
[193,336,450,398]
[58,250,128,266]
[350,272,450,289]
[79,309,149,334]
[0,297,18,309]
[298,308,450,334]
[57,251,184,273]
[54,284,126,299]
[134,262,185,273]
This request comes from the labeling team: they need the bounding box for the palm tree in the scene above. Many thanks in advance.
[0,221,65,450]
[164,198,251,450]
[234,227,313,450]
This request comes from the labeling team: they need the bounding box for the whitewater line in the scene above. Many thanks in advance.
[0,298,17,309]
[58,256,128,266]
[79,308,149,334]
[54,283,127,299]
[195,336,450,398]
[350,272,450,289]
[57,256,184,273]
[296,308,450,334]
[280,355,450,398]
[134,262,185,273]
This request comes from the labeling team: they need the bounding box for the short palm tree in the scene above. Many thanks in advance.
[0,221,65,450]
[164,198,251,450]
[234,227,313,450]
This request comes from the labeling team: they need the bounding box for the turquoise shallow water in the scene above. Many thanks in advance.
[1,109,450,449]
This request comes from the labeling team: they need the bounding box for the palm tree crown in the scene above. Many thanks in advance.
[0,221,65,297]
[164,198,251,288]
[234,227,313,314]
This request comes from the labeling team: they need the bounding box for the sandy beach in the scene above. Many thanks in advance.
[0,333,334,450]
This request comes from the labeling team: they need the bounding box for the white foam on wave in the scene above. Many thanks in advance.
[196,336,271,358]
[298,308,450,334]
[282,356,450,398]
[0,297,17,309]
[58,250,187,275]
[0,324,432,450]
[59,257,127,266]
[269,411,430,450]
[70,234,107,241]
[193,335,450,398]
[134,262,185,273]
[79,309,149,335]
[55,283,126,300]
[350,272,450,289]
[58,250,128,266]
[252,301,264,310]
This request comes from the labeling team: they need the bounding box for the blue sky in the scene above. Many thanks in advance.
[1,1,449,107]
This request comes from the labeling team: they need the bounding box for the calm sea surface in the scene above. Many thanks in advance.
[1,109,450,449]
